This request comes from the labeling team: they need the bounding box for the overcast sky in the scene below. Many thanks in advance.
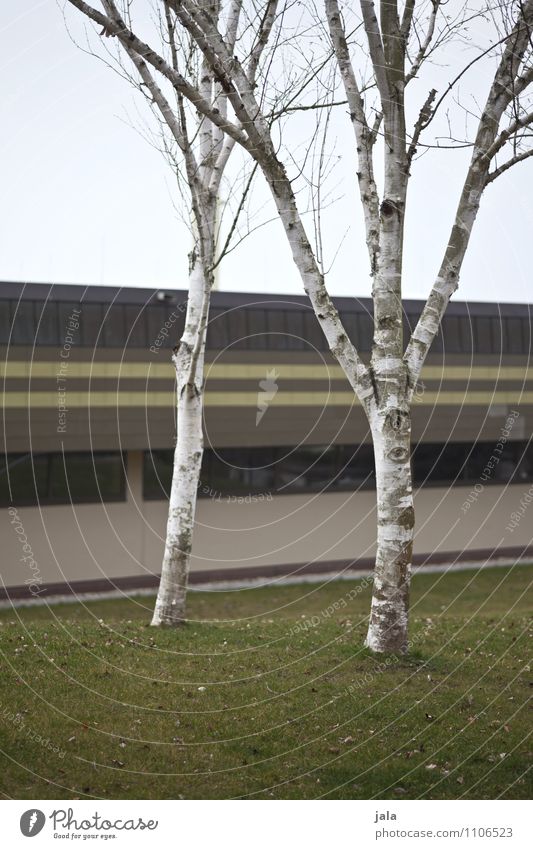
[1,1,532,303]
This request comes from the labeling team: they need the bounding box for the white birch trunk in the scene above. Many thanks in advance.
[151,256,210,627]
[365,404,414,653]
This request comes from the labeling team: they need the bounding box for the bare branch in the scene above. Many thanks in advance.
[486,147,533,183]
[400,0,416,41]
[359,0,390,103]
[404,0,533,392]
[484,109,533,160]
[404,0,440,85]
[248,0,279,82]
[326,0,380,273]
[407,87,436,163]
[66,0,253,151]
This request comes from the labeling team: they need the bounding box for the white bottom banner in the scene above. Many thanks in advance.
[2,799,530,848]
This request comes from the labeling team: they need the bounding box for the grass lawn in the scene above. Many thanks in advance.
[0,565,531,800]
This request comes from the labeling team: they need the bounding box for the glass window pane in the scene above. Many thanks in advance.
[277,445,338,492]
[123,304,148,348]
[356,312,373,351]
[337,444,375,489]
[0,301,12,344]
[285,309,305,349]
[11,301,37,346]
[413,442,469,485]
[266,309,286,349]
[440,316,463,353]
[341,313,358,349]
[35,301,59,346]
[48,452,125,503]
[491,317,504,355]
[81,303,104,347]
[227,310,248,349]
[143,450,174,500]
[302,310,327,351]
[101,304,126,348]
[507,318,525,354]
[57,303,83,349]
[206,308,229,350]
[474,317,493,354]
[246,309,267,349]
[0,453,49,506]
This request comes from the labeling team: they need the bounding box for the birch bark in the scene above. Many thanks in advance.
[151,234,214,626]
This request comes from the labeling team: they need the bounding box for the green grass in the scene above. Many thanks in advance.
[0,565,531,800]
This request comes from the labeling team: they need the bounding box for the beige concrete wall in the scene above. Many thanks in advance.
[144,482,532,573]
[2,455,531,590]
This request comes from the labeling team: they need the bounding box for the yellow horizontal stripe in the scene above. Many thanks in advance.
[0,360,531,381]
[2,390,533,409]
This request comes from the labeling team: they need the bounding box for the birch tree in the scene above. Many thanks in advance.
[66,0,267,626]
[65,0,533,651]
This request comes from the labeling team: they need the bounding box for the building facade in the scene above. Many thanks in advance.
[1,281,532,599]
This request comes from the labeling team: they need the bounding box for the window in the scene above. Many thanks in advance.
[337,444,375,489]
[143,449,174,500]
[284,309,305,349]
[10,301,36,346]
[226,310,248,349]
[81,303,105,347]
[412,442,469,485]
[507,318,525,355]
[48,452,126,503]
[266,309,287,349]
[206,308,229,350]
[302,310,327,351]
[490,317,504,355]
[0,300,11,344]
[1,453,49,506]
[473,317,493,354]
[0,452,126,506]
[242,309,265,349]
[2,295,531,355]
[356,312,374,351]
[209,447,276,493]
[101,304,126,347]
[35,301,60,346]
[57,303,83,346]
[142,440,533,501]
[440,315,466,353]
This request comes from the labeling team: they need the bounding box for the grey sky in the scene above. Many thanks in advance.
[1,2,532,303]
